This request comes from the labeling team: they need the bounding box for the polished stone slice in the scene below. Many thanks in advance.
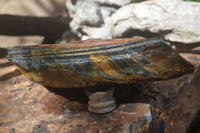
[7,37,194,88]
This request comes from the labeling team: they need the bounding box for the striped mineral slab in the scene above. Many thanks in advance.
[7,37,194,88]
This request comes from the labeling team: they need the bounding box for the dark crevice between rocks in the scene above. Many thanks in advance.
[121,28,165,39]
[149,111,166,133]
[187,110,200,133]
[171,41,200,54]
[46,83,155,107]
[46,86,88,104]
[114,84,154,104]
[45,78,181,111]
[96,2,121,9]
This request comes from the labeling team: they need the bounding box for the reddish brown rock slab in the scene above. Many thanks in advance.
[1,51,199,133]
[56,103,151,133]
[0,57,151,133]
[0,78,151,133]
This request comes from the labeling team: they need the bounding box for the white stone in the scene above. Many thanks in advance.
[66,0,200,43]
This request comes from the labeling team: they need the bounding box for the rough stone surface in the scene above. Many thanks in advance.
[0,49,151,133]
[152,65,200,133]
[1,46,200,132]
[66,0,200,44]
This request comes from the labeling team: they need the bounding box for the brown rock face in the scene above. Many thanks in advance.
[1,45,200,132]
[0,76,151,132]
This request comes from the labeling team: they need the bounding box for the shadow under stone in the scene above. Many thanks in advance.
[45,83,153,105]
[0,69,21,82]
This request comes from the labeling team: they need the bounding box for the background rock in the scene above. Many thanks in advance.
[66,0,200,53]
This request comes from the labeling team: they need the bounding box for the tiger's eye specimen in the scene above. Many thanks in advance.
[7,37,194,113]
